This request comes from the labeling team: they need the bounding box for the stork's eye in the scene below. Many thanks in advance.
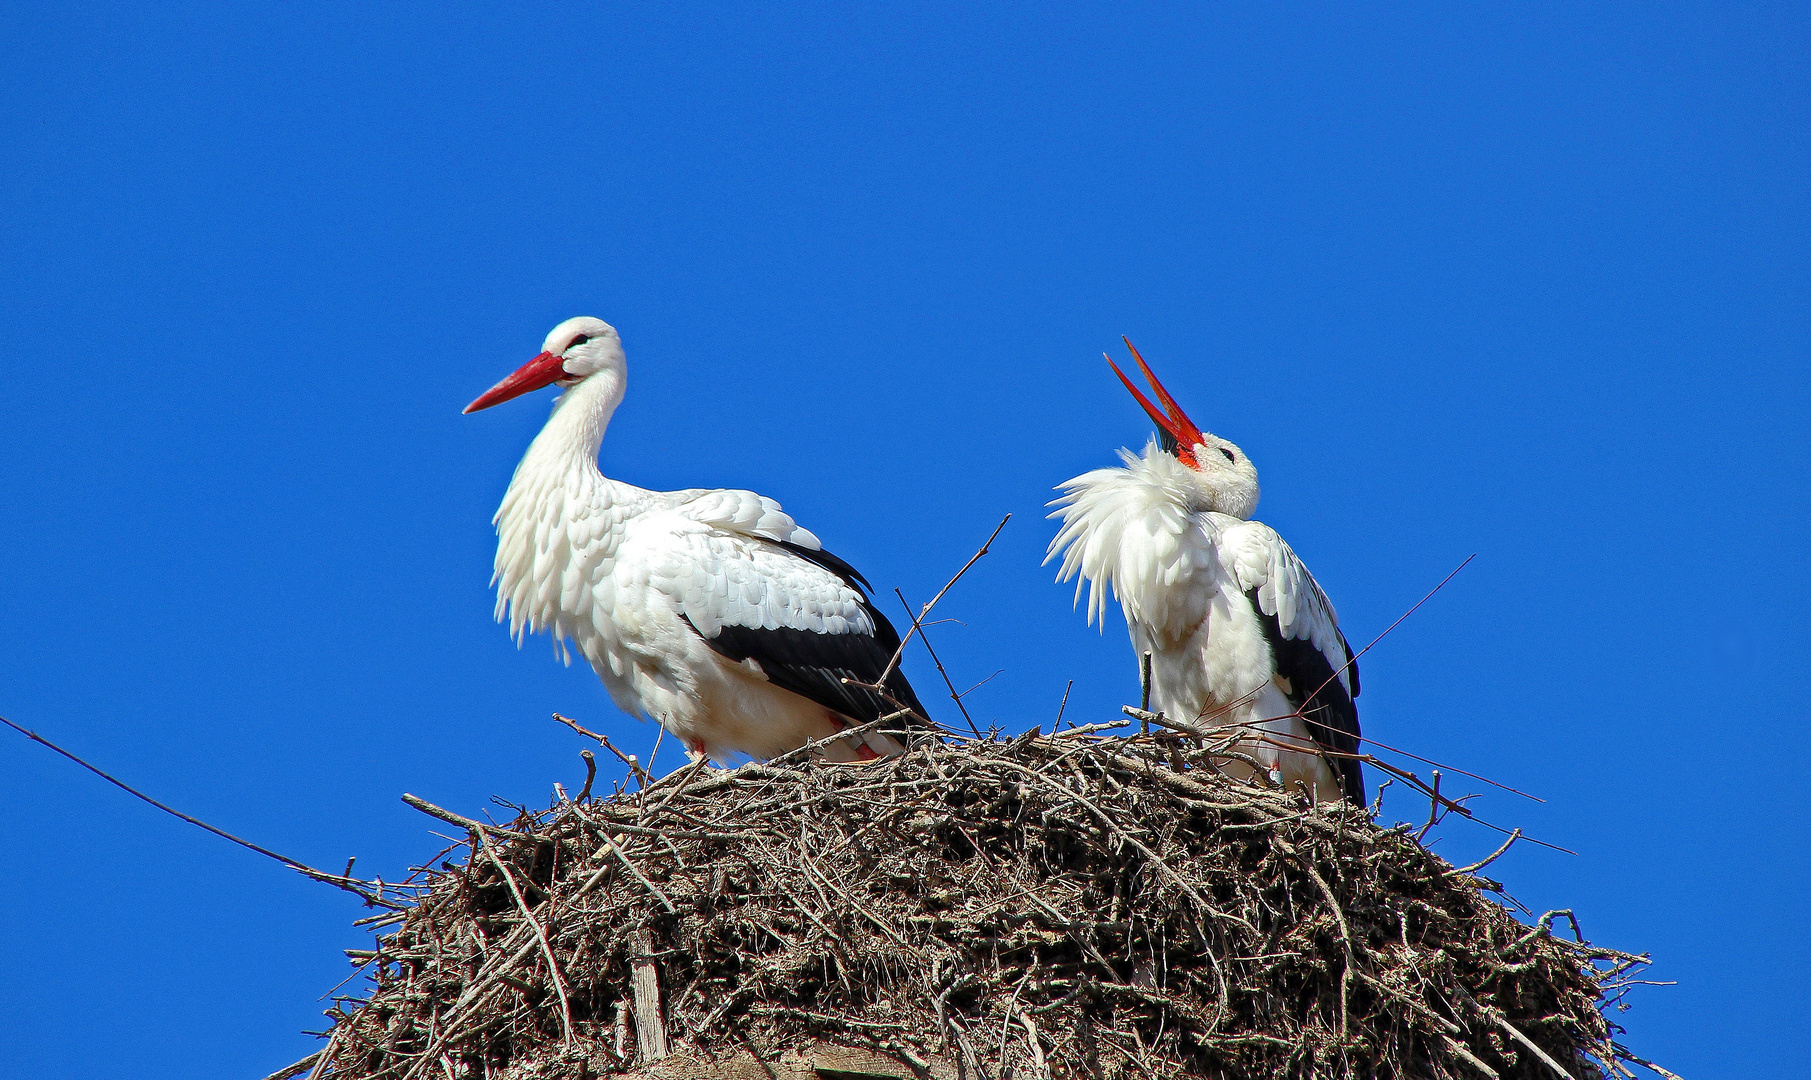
[565,335,590,352]
[1219,447,1236,463]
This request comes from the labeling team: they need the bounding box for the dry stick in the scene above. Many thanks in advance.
[959,668,1007,699]
[1123,705,1212,741]
[1490,1013,1578,1080]
[305,1028,343,1080]
[896,589,984,737]
[1298,745,1571,854]
[1417,770,1445,842]
[398,795,575,1045]
[765,715,899,766]
[259,1050,324,1080]
[1441,1037,1501,1078]
[1054,718,1130,738]
[1154,709,1513,836]
[1120,707,1285,780]
[576,750,598,802]
[432,846,634,1037]
[792,834,908,946]
[996,967,1036,1068]
[642,724,668,792]
[1139,652,1153,733]
[551,712,649,787]
[0,715,405,910]
[875,512,1011,688]
[401,795,533,841]
[1450,829,1522,877]
[1613,1047,1686,1080]
[1054,680,1074,728]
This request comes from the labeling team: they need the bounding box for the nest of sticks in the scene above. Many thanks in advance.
[293,725,1668,1080]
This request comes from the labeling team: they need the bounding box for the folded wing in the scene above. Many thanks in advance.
[621,490,928,736]
[1221,521,1364,801]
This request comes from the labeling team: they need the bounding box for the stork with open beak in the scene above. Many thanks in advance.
[1045,342,1363,802]
[465,317,928,763]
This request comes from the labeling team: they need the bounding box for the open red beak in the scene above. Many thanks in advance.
[1107,338,1205,467]
[463,351,569,414]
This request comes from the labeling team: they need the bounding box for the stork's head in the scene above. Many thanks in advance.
[1110,339,1260,520]
[463,317,624,413]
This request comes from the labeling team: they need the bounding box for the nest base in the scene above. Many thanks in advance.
[312,731,1661,1080]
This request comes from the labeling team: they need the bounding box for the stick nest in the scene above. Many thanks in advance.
[313,731,1665,1080]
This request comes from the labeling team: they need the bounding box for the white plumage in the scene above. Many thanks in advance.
[467,317,926,763]
[1046,343,1363,802]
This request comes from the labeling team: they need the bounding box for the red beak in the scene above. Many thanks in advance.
[463,351,569,414]
[1106,338,1206,467]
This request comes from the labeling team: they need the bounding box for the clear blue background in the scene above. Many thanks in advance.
[2,4,1804,1077]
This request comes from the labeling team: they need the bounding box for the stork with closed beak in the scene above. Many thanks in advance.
[465,317,928,763]
[1045,342,1363,802]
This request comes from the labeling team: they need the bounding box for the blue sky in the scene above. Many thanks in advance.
[2,3,1805,1076]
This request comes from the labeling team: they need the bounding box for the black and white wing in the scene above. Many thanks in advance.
[621,488,928,734]
[1221,520,1363,801]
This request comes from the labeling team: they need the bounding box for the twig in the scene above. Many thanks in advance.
[1417,770,1444,842]
[875,512,1011,687]
[1490,1013,1577,1080]
[259,1050,324,1080]
[958,668,1006,699]
[1449,829,1521,876]
[305,1029,341,1080]
[643,724,667,787]
[1441,1037,1500,1078]
[577,750,598,802]
[1613,1046,1686,1080]
[1052,718,1131,738]
[895,588,984,737]
[1054,680,1074,728]
[552,713,649,786]
[1282,838,1356,1038]
[1139,651,1153,734]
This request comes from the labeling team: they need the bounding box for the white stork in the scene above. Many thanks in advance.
[1045,342,1363,802]
[464,316,928,763]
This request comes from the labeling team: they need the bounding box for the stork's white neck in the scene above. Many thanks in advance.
[491,368,639,646]
[523,368,626,473]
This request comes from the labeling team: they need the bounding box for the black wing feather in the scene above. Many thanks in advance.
[682,543,929,742]
[1245,587,1364,803]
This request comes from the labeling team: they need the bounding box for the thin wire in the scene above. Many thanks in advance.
[1,714,398,906]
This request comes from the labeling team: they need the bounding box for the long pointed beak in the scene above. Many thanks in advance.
[1106,338,1205,462]
[463,351,569,414]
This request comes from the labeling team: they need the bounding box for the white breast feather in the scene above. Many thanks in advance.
[1046,442,1215,638]
[493,462,639,664]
